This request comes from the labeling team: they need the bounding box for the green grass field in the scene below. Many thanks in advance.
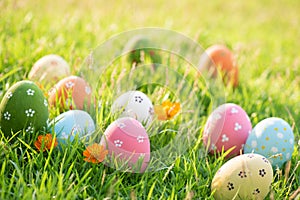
[0,0,300,199]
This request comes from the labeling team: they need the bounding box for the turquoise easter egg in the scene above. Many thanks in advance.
[244,117,294,168]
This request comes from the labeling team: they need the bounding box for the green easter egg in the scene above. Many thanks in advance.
[0,80,49,136]
[124,36,162,65]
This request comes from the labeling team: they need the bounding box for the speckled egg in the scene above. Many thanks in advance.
[123,36,161,65]
[203,103,252,157]
[100,117,150,173]
[199,45,238,87]
[0,81,49,136]
[212,153,273,200]
[28,54,70,84]
[244,117,294,168]
[48,75,92,111]
[50,110,95,144]
[111,91,154,127]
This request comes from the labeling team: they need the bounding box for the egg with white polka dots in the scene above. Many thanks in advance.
[100,117,150,173]
[203,103,252,157]
[244,117,294,168]
[28,54,70,84]
[212,153,273,200]
[111,91,154,127]
[48,76,92,111]
[49,110,95,144]
[0,81,49,136]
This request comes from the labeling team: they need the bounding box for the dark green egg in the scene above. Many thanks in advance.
[124,36,162,65]
[0,80,49,136]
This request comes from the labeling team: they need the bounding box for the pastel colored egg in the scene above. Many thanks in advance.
[0,81,49,136]
[48,75,92,111]
[111,91,154,127]
[28,54,70,84]
[123,36,162,65]
[50,110,95,143]
[203,103,252,157]
[212,153,273,200]
[244,117,294,168]
[100,117,150,173]
[199,45,238,87]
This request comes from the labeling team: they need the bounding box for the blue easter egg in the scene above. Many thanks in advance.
[244,117,294,168]
[50,110,95,144]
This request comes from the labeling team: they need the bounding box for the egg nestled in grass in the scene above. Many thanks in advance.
[100,117,150,173]
[244,117,294,168]
[0,81,49,136]
[212,153,273,200]
[199,44,238,87]
[203,103,252,157]
[123,36,162,65]
[48,75,92,111]
[111,90,154,127]
[28,54,70,84]
[49,110,95,144]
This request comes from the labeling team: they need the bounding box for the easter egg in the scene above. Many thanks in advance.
[0,81,49,136]
[28,54,70,84]
[48,76,92,111]
[50,110,95,143]
[203,103,252,157]
[111,90,154,127]
[199,45,238,87]
[212,153,273,200]
[100,117,150,173]
[123,36,162,65]
[244,117,294,168]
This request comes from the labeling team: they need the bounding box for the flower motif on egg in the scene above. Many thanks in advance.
[44,99,48,107]
[114,140,123,147]
[234,122,242,131]
[137,136,145,143]
[25,124,34,133]
[26,89,35,96]
[25,109,35,117]
[3,112,11,121]
[85,86,91,95]
[65,81,75,89]
[6,92,13,99]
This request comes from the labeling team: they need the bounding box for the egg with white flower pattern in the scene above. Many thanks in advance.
[28,54,70,84]
[203,103,252,157]
[212,153,273,200]
[0,81,49,136]
[49,110,95,144]
[111,91,154,127]
[48,76,92,111]
[100,117,150,173]
[244,117,294,168]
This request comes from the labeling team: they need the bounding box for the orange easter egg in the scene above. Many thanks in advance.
[199,45,238,87]
[48,76,92,111]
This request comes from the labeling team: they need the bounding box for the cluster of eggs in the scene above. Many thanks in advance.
[0,55,95,145]
[203,103,295,199]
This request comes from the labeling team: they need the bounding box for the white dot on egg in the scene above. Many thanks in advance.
[251,140,257,148]
[277,132,284,139]
[286,153,290,160]
[289,138,294,144]
[271,147,278,153]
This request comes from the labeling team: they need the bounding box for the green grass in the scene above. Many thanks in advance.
[0,0,300,199]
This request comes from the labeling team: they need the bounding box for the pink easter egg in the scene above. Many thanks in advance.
[203,103,252,157]
[100,117,150,173]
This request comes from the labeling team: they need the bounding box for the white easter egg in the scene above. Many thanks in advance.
[111,91,154,127]
[28,54,70,83]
